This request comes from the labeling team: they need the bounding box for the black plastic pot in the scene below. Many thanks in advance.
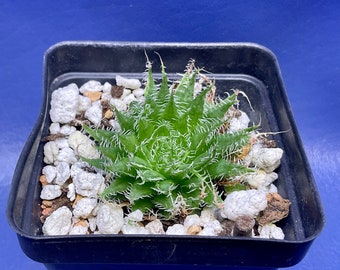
[7,42,324,270]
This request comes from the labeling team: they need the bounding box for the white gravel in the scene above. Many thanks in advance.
[258,224,285,239]
[96,203,124,234]
[40,184,62,200]
[42,206,72,235]
[40,77,286,238]
[116,75,141,90]
[55,162,70,185]
[84,100,102,126]
[222,190,267,221]
[50,83,79,123]
[73,197,98,218]
[68,130,100,159]
[79,80,103,93]
[72,170,105,197]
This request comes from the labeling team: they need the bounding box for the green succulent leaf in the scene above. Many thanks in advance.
[173,68,198,111]
[154,179,178,194]
[162,93,178,121]
[204,94,238,129]
[138,169,166,182]
[157,58,170,103]
[101,175,133,199]
[137,118,155,141]
[114,108,135,131]
[224,182,247,194]
[105,157,136,177]
[128,100,143,116]
[117,133,137,153]
[153,193,175,213]
[96,146,122,162]
[83,125,115,145]
[80,157,107,171]
[131,198,154,213]
[128,181,155,202]
[186,85,213,129]
[214,127,255,156]
[205,159,253,179]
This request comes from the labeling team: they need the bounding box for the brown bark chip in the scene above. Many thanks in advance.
[104,109,114,119]
[39,175,48,187]
[83,91,102,102]
[233,215,255,237]
[40,193,72,223]
[42,133,67,142]
[258,192,291,226]
[219,219,235,236]
[111,85,124,98]
[187,225,202,235]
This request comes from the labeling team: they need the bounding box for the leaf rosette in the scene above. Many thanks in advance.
[83,58,256,220]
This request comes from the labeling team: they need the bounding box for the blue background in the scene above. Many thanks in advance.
[0,1,339,269]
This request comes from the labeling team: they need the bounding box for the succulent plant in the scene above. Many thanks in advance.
[83,58,256,220]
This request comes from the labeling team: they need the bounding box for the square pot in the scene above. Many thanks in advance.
[7,42,324,269]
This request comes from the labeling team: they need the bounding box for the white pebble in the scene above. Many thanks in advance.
[228,111,250,132]
[199,226,216,236]
[258,224,285,239]
[56,147,77,165]
[68,130,100,160]
[102,82,112,93]
[126,210,144,222]
[110,98,127,112]
[132,88,145,98]
[70,162,86,178]
[78,95,92,112]
[67,183,76,201]
[43,141,59,164]
[69,222,89,235]
[49,122,60,134]
[116,75,141,90]
[50,83,79,124]
[54,138,69,149]
[123,93,136,105]
[73,197,98,218]
[243,170,278,189]
[101,82,113,100]
[247,146,283,173]
[222,190,267,221]
[121,223,148,234]
[184,214,201,228]
[60,125,76,135]
[85,100,103,126]
[55,162,70,185]
[79,80,103,93]
[101,92,112,101]
[88,216,97,232]
[145,219,165,234]
[122,88,132,98]
[96,203,124,234]
[42,165,57,183]
[199,207,217,226]
[204,220,223,235]
[166,224,186,235]
[40,184,62,200]
[42,206,72,235]
[73,170,104,197]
